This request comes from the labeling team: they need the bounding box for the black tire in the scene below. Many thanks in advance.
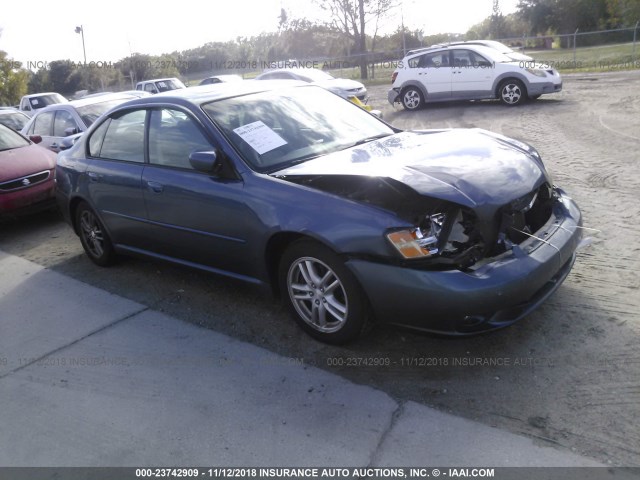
[76,201,116,267]
[498,79,527,106]
[401,87,424,111]
[279,240,370,344]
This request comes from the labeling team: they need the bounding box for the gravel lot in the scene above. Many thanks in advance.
[2,71,639,465]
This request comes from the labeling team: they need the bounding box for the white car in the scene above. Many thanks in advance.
[135,78,186,94]
[255,68,367,101]
[389,44,562,110]
[199,74,244,85]
[18,92,68,117]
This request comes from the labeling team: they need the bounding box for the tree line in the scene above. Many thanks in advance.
[1,0,639,104]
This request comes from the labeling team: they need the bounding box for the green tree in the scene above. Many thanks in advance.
[0,51,30,105]
[316,0,395,79]
[518,0,610,34]
[607,0,640,26]
[491,0,507,38]
[28,68,50,93]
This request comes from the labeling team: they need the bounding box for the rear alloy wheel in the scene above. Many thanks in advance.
[499,79,526,106]
[401,87,424,111]
[76,202,116,267]
[279,240,369,344]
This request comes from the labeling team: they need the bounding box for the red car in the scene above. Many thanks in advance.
[0,124,57,216]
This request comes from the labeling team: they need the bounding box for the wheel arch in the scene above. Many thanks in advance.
[69,196,113,242]
[265,231,335,297]
[68,195,87,235]
[492,73,530,98]
[398,80,429,101]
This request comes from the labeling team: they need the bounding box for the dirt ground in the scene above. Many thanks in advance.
[1,71,639,466]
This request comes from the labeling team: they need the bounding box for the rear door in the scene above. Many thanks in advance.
[451,49,495,99]
[410,50,452,101]
[85,109,148,248]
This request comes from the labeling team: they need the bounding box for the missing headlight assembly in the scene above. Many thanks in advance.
[386,183,563,270]
[387,205,486,268]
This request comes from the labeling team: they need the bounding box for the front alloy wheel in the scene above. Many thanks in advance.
[280,240,369,344]
[499,79,526,106]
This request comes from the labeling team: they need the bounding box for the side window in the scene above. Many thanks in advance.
[53,110,79,137]
[470,51,492,67]
[88,119,111,157]
[148,108,212,169]
[32,111,54,136]
[144,83,157,93]
[97,110,146,162]
[452,50,474,67]
[421,52,450,68]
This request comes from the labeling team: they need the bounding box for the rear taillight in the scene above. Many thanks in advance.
[391,71,398,84]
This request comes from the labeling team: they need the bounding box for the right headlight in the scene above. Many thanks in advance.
[386,213,445,259]
[525,68,547,78]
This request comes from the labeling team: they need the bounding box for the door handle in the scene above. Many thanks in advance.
[87,172,99,182]
[147,181,164,193]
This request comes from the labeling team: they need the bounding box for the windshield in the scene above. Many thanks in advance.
[202,85,393,173]
[155,79,185,92]
[29,93,66,109]
[76,98,131,128]
[0,112,29,131]
[0,124,30,151]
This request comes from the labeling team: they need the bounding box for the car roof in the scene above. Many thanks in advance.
[138,78,181,83]
[204,74,242,79]
[140,79,308,105]
[42,93,135,111]
[22,92,64,98]
[0,109,28,115]
[406,43,503,59]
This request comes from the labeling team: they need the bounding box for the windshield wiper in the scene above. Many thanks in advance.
[347,133,392,148]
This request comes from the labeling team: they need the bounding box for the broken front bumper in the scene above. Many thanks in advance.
[346,190,584,335]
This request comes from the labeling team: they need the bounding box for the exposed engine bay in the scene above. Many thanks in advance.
[277,174,558,270]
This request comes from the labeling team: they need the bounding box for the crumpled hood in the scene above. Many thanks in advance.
[272,129,549,209]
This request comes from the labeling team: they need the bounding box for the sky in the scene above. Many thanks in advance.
[0,0,519,67]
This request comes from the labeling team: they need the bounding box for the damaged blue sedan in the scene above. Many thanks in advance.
[56,82,585,343]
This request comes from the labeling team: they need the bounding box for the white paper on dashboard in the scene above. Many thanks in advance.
[233,120,287,155]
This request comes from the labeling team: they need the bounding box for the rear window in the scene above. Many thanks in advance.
[0,112,29,131]
[29,94,66,109]
[0,124,30,151]
[76,98,130,128]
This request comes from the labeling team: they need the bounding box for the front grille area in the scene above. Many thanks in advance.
[501,183,554,245]
[0,170,51,192]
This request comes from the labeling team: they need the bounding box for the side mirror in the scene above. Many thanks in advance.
[29,135,43,144]
[189,151,220,174]
[59,133,82,151]
[64,127,79,136]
